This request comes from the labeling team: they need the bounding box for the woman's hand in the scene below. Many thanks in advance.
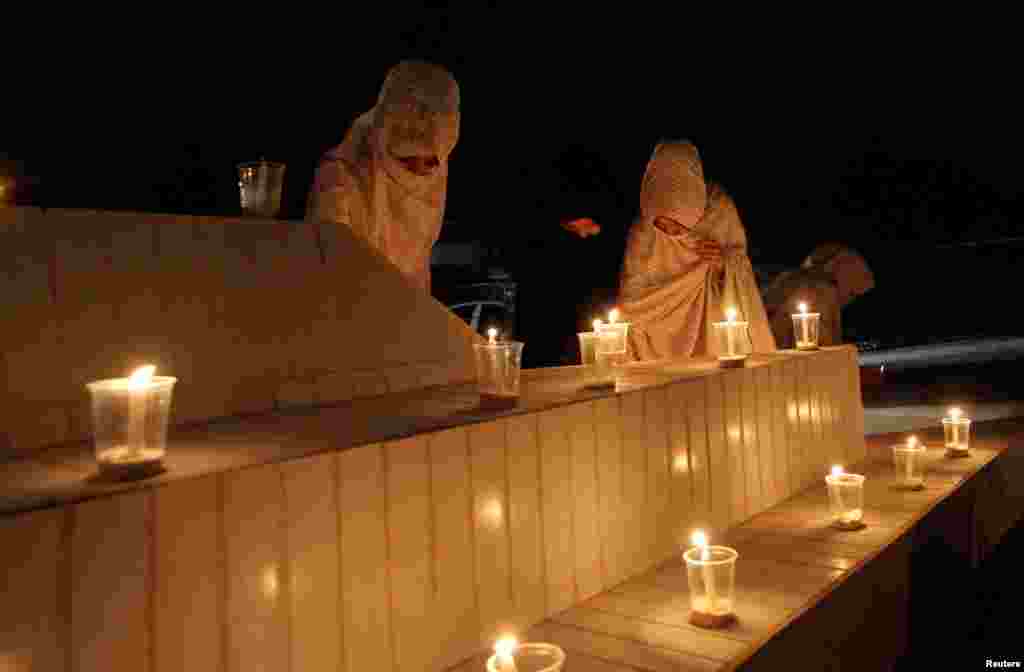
[695,239,723,266]
[562,217,601,238]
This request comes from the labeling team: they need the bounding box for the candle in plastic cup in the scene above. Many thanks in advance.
[473,339,524,410]
[486,638,566,672]
[825,465,865,527]
[892,436,927,489]
[942,407,971,455]
[791,302,821,350]
[684,531,738,627]
[593,328,627,387]
[712,307,750,366]
[86,365,177,477]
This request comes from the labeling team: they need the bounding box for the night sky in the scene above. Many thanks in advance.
[4,9,1020,357]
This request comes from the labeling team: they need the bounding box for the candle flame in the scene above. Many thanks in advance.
[691,530,708,548]
[608,308,620,324]
[831,465,844,477]
[128,365,156,388]
[798,302,808,315]
[907,435,918,448]
[593,318,603,332]
[495,636,518,658]
[487,328,498,344]
[725,307,737,323]
[950,407,962,420]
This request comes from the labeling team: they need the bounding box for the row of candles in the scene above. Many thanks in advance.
[487,405,974,669]
[472,299,821,413]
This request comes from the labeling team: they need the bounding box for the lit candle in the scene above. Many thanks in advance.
[127,365,157,458]
[798,302,810,344]
[905,436,917,484]
[593,318,603,333]
[830,465,846,514]
[691,530,718,613]
[608,308,619,324]
[492,636,518,672]
[724,307,738,357]
[949,407,961,447]
[488,327,498,345]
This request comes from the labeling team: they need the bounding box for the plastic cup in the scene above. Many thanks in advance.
[712,319,750,367]
[86,375,177,478]
[683,545,738,628]
[942,417,971,456]
[825,472,865,529]
[238,160,286,218]
[791,312,821,350]
[486,642,566,672]
[892,443,927,490]
[473,341,524,409]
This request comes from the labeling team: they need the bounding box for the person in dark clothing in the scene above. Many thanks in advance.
[508,144,631,368]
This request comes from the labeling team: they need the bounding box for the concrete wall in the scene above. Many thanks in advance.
[0,347,866,671]
[0,207,480,460]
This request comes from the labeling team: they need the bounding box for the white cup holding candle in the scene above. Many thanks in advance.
[599,308,631,353]
[86,365,177,478]
[942,407,972,457]
[712,307,750,368]
[892,435,927,490]
[825,465,866,530]
[579,319,615,390]
[473,329,525,410]
[683,530,738,628]
[791,302,821,351]
[486,636,566,672]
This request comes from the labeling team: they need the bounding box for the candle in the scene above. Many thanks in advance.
[904,436,916,484]
[691,530,718,613]
[492,636,518,672]
[825,464,865,528]
[126,365,156,459]
[488,327,498,345]
[830,465,847,518]
[724,307,737,357]
[942,406,971,456]
[608,308,619,324]
[798,302,810,344]
[86,364,177,475]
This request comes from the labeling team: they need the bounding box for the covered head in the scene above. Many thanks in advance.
[373,60,461,176]
[640,140,707,232]
[802,243,874,306]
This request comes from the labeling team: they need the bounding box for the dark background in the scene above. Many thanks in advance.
[3,9,1021,364]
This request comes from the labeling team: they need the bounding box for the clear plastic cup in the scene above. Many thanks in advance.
[892,443,927,490]
[825,472,865,529]
[486,642,566,672]
[791,312,821,350]
[473,341,524,409]
[712,319,750,367]
[238,160,286,218]
[578,331,613,390]
[683,545,738,628]
[86,375,177,477]
[594,328,627,387]
[942,417,971,456]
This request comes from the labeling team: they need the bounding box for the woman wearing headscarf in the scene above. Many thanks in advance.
[618,140,776,361]
[761,243,875,348]
[306,61,460,294]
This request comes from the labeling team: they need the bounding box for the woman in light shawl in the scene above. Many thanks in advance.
[762,243,875,349]
[306,61,460,294]
[619,140,776,360]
